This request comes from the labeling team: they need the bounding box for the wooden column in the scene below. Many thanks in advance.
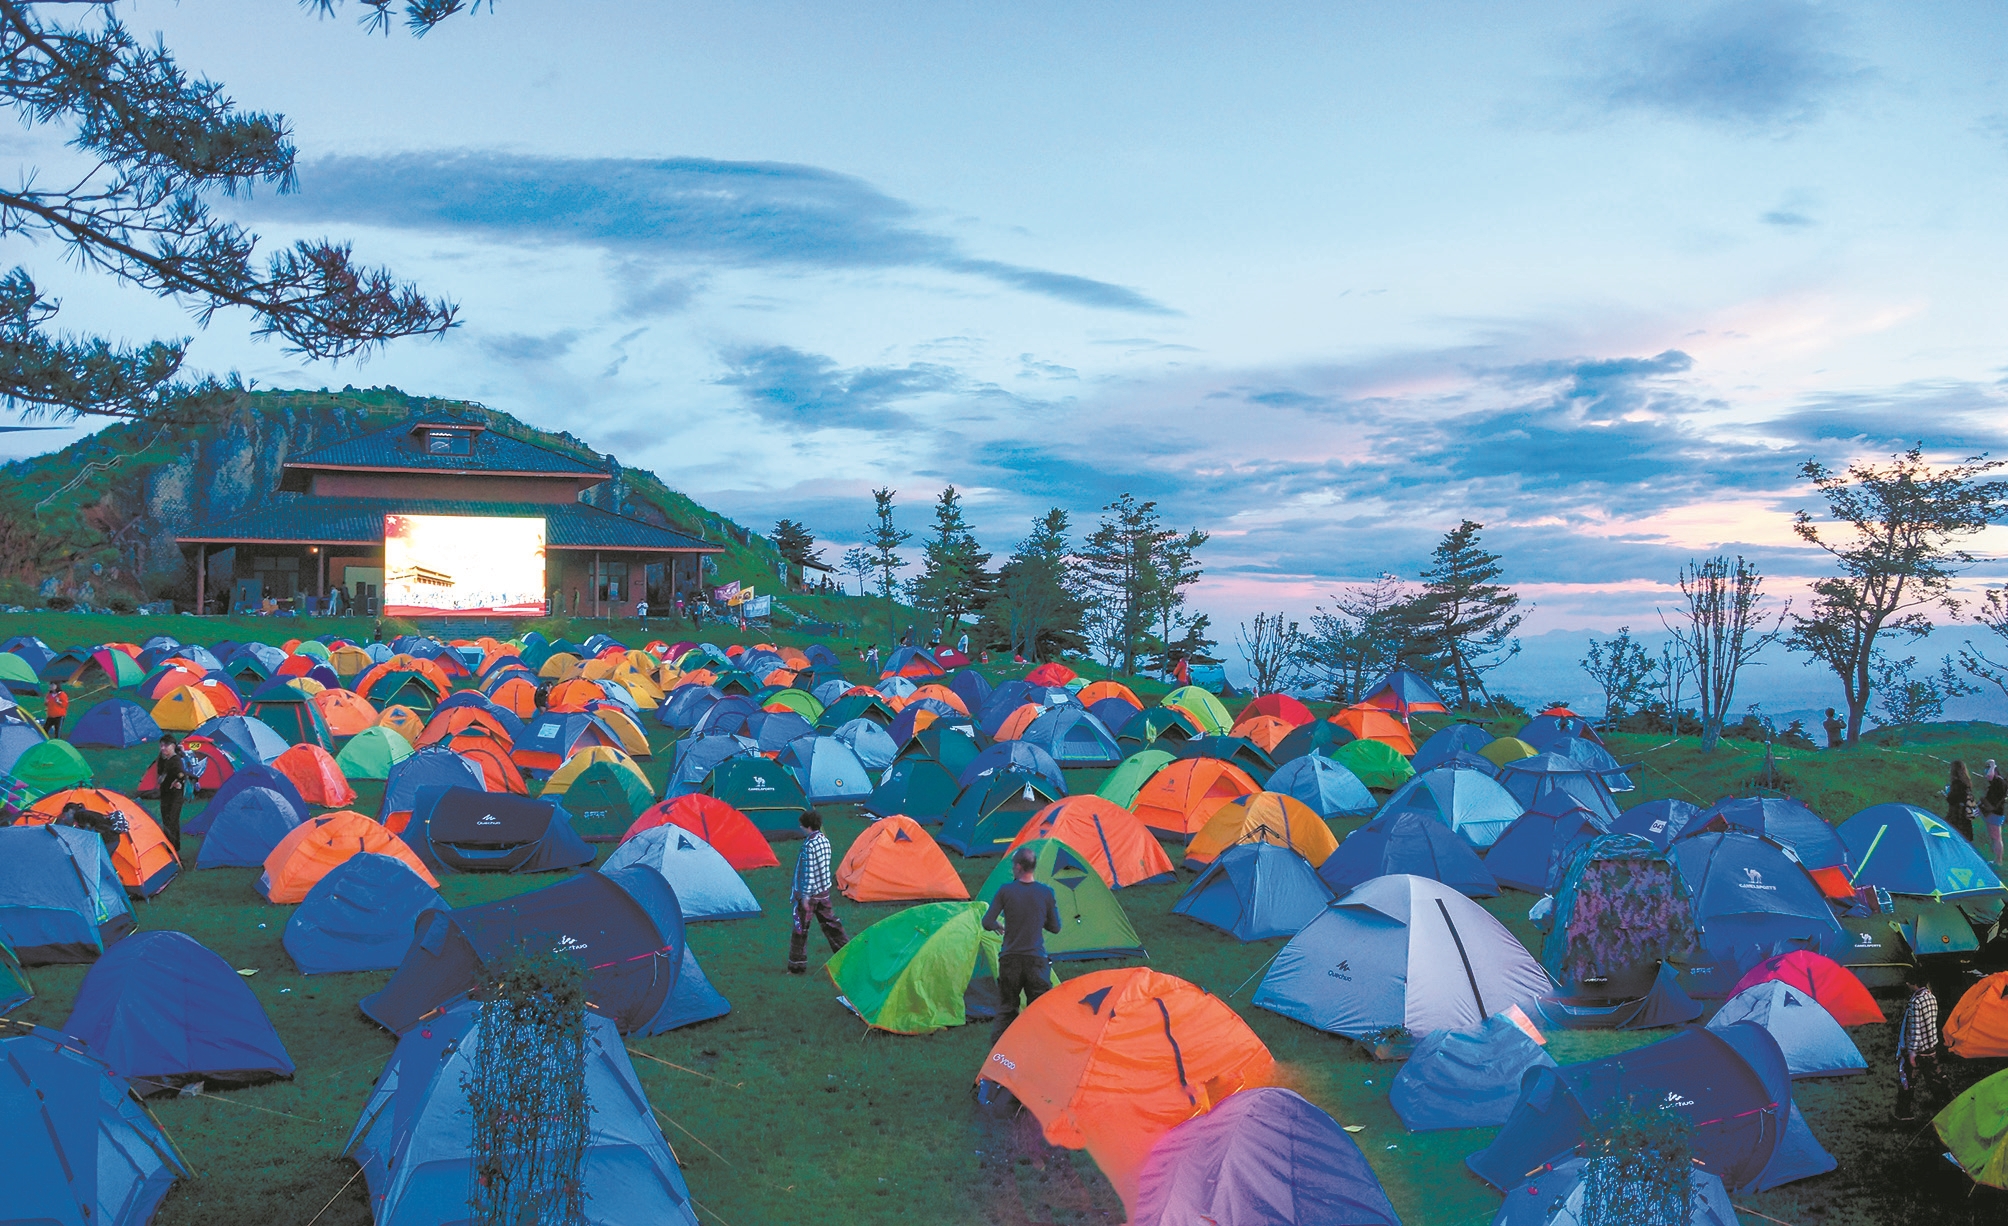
[316,548,326,599]
[594,550,601,620]
[194,545,205,615]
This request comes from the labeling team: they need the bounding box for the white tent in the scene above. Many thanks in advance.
[1708,980,1865,1079]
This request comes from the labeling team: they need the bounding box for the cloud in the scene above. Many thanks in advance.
[251,152,1169,314]
[1572,1,1870,130]
[1762,209,1814,227]
[715,345,963,430]
[478,328,580,362]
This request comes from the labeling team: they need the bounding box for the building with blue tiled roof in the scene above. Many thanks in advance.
[177,413,719,618]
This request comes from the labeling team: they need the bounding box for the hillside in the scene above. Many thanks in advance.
[0,387,849,622]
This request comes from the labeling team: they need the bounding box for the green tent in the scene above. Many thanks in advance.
[704,755,813,837]
[902,727,981,776]
[0,932,30,1013]
[1098,749,1176,809]
[90,650,145,688]
[1162,685,1233,735]
[1116,708,1200,751]
[1937,1067,2008,1188]
[819,693,898,729]
[1330,737,1415,790]
[867,757,962,823]
[826,901,1007,1034]
[1903,901,1982,958]
[292,640,333,663]
[938,771,1064,856]
[762,688,824,723]
[10,739,92,798]
[247,690,336,750]
[974,837,1145,961]
[0,652,40,693]
[562,758,656,841]
[334,725,414,780]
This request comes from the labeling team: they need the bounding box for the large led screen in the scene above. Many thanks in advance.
[383,514,546,617]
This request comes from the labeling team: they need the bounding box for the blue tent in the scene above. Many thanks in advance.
[1019,706,1123,766]
[957,740,1066,795]
[1670,832,1850,997]
[886,698,966,745]
[1516,713,1604,751]
[409,787,594,874]
[664,733,758,793]
[68,700,162,749]
[945,668,992,713]
[691,694,761,738]
[192,785,304,868]
[283,852,447,975]
[1132,1087,1401,1226]
[63,930,293,1091]
[1378,766,1523,848]
[1360,665,1450,719]
[603,826,760,920]
[0,1022,186,1224]
[362,867,684,1035]
[375,745,485,822]
[1,935,28,1013]
[1173,735,1279,783]
[185,761,308,836]
[1173,843,1332,940]
[193,714,291,765]
[1491,1158,1739,1226]
[1086,695,1143,732]
[1483,796,1608,894]
[778,735,874,803]
[1690,797,1847,871]
[1320,809,1498,897]
[1838,802,2006,902]
[1412,722,1495,772]
[0,824,134,964]
[1495,753,1620,822]
[429,690,525,741]
[347,1001,700,1226]
[1391,1012,1558,1130]
[939,769,1066,856]
[1539,834,1699,1003]
[1266,754,1375,818]
[1610,797,1702,850]
[1708,980,1865,1079]
[832,717,899,770]
[656,684,723,729]
[743,710,814,754]
[0,718,47,774]
[1545,735,1634,791]
[1468,1023,1790,1194]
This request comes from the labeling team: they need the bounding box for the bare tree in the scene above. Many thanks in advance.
[1580,626,1659,728]
[1960,588,2008,700]
[1238,611,1304,694]
[1295,574,1421,703]
[1663,556,1788,752]
[1656,641,1690,736]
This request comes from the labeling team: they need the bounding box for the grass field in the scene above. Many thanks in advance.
[5,613,2008,1224]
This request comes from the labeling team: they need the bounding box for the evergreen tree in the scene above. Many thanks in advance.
[978,508,1086,661]
[1079,494,1176,675]
[770,519,822,571]
[865,488,911,644]
[1295,574,1428,703]
[1409,520,1523,708]
[911,486,992,640]
[840,545,874,598]
[1146,527,1209,677]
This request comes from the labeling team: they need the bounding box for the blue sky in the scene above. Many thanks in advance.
[6,0,2008,649]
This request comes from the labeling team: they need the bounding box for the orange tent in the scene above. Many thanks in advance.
[1006,797,1175,888]
[1329,704,1416,755]
[311,688,378,737]
[191,678,243,717]
[907,684,969,715]
[1183,792,1337,869]
[1131,759,1260,840]
[835,817,969,902]
[979,967,1273,1211]
[1227,715,1293,753]
[151,685,219,732]
[450,734,529,795]
[1078,681,1141,709]
[995,703,1043,742]
[1237,693,1315,728]
[546,678,608,712]
[377,705,426,741]
[623,794,779,869]
[258,810,435,904]
[487,675,539,718]
[272,744,357,806]
[1946,972,2008,1058]
[24,788,180,897]
[417,705,515,750]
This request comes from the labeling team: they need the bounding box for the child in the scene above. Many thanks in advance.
[786,811,848,973]
[42,683,68,738]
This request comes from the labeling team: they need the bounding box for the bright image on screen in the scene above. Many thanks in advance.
[383,514,546,617]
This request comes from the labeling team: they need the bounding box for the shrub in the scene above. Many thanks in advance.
[1583,1098,1694,1226]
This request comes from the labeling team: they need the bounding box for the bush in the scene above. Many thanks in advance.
[1582,1099,1694,1226]
[105,592,138,615]
[45,593,73,611]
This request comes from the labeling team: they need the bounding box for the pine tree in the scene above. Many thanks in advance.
[1410,520,1523,709]
[865,489,911,644]
[1078,494,1174,675]
[978,508,1085,661]
[911,486,992,641]
[770,519,822,570]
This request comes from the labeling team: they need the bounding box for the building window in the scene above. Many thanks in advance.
[597,560,628,603]
[424,430,473,456]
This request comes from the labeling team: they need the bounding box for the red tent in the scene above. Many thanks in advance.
[622,794,779,870]
[1730,950,1883,1026]
[1236,693,1314,728]
[1025,662,1077,686]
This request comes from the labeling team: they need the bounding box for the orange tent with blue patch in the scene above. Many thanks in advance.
[376,705,426,741]
[977,967,1274,1212]
[835,816,969,902]
[272,743,357,807]
[994,703,1043,742]
[259,810,435,904]
[1330,704,1416,756]
[1006,796,1175,888]
[1131,759,1260,840]
[24,787,180,897]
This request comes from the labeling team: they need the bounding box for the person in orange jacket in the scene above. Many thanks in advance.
[42,683,68,738]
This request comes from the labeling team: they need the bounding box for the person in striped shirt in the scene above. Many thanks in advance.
[787,811,849,974]
[1895,969,1943,1120]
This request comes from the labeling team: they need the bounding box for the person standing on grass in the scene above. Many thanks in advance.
[1946,760,1979,842]
[982,846,1061,1041]
[41,682,67,738]
[636,596,649,631]
[786,811,848,974]
[1822,708,1844,749]
[1895,970,1944,1120]
[153,733,187,856]
[1982,760,2006,865]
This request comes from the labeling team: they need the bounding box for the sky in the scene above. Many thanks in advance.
[6,1,2008,683]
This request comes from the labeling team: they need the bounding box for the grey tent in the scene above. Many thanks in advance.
[1391,1012,1559,1131]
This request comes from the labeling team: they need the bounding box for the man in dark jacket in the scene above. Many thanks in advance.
[982,846,1061,1040]
[153,733,188,855]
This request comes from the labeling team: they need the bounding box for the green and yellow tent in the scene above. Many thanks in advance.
[1097,748,1175,809]
[1937,1067,2008,1188]
[974,838,1145,961]
[1330,737,1415,791]
[334,725,413,780]
[826,901,1006,1034]
[1162,685,1233,735]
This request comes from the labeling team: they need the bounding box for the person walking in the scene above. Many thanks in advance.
[41,683,67,738]
[786,812,848,974]
[982,846,1061,1040]
[957,631,969,657]
[1981,760,2006,864]
[1822,708,1845,749]
[1947,760,1979,842]
[153,734,188,856]
[636,597,649,631]
[865,645,880,677]
[1894,970,1944,1120]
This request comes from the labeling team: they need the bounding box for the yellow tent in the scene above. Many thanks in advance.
[543,745,650,795]
[1183,792,1338,869]
[591,706,652,759]
[151,686,219,732]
